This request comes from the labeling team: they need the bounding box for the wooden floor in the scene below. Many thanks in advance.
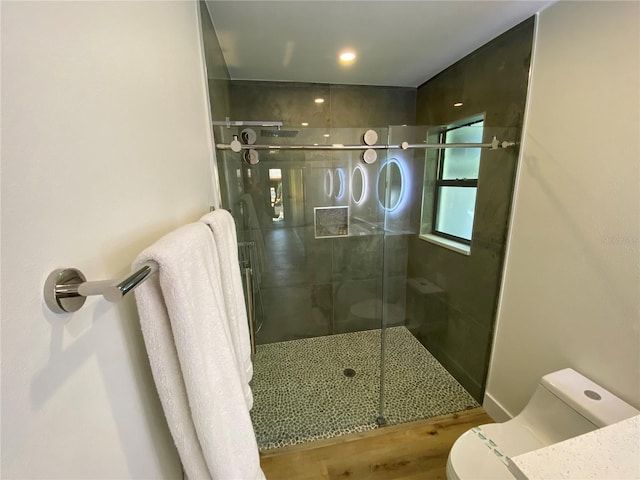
[260,407,492,480]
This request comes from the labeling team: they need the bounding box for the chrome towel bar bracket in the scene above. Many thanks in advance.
[44,262,158,314]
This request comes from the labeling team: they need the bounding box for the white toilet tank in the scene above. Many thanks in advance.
[514,368,640,445]
[446,368,639,480]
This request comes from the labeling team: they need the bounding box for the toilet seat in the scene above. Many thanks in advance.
[448,369,640,479]
[446,423,545,479]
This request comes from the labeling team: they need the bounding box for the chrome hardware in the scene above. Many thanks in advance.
[241,128,257,145]
[243,149,259,165]
[44,268,88,313]
[44,262,158,314]
[212,118,283,128]
[400,137,507,150]
[363,129,378,146]
[230,135,242,153]
[217,139,516,152]
[363,148,377,164]
[219,143,389,151]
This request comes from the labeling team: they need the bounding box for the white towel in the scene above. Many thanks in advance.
[200,209,254,406]
[133,223,265,480]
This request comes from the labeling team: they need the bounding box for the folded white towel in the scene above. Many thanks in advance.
[133,223,264,480]
[200,209,254,408]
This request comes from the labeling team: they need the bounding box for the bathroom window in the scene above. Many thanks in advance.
[420,117,484,252]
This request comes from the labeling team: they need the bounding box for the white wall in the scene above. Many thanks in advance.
[1,1,216,477]
[485,1,640,421]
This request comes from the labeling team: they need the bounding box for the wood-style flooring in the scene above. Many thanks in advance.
[260,407,492,480]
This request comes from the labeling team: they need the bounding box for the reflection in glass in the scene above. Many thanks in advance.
[324,169,333,198]
[269,168,284,222]
[377,158,404,212]
[334,168,345,200]
[351,164,367,205]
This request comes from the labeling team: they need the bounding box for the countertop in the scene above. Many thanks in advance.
[508,415,640,479]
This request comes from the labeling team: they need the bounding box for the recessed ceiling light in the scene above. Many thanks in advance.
[301,122,309,126]
[453,102,463,107]
[339,51,356,62]
[315,98,325,104]
[323,134,330,138]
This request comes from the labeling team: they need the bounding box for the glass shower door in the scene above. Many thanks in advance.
[376,125,417,425]
[215,125,393,449]
[378,125,479,426]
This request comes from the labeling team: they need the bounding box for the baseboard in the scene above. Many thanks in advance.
[482,392,513,422]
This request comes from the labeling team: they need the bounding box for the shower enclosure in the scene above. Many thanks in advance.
[213,122,503,449]
[218,126,400,342]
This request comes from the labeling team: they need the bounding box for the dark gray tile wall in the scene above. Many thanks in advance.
[199,1,230,120]
[409,18,535,401]
[225,80,415,344]
[199,2,243,217]
[229,82,415,128]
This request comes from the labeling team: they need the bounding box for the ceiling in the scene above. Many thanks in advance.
[205,1,552,88]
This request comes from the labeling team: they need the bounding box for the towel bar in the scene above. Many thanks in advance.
[44,262,158,314]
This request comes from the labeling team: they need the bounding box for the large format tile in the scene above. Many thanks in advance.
[257,284,332,343]
[409,18,535,399]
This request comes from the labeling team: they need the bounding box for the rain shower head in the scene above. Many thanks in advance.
[260,129,299,138]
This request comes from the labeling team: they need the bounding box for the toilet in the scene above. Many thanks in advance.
[446,368,639,479]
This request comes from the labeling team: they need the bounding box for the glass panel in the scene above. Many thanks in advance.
[435,186,477,240]
[441,122,483,180]
[216,125,391,447]
[377,159,403,212]
[377,126,422,425]
[351,164,365,204]
[214,123,502,445]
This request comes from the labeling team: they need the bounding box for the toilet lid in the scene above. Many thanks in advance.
[448,424,542,479]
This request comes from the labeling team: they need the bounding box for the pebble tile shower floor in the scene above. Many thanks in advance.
[250,326,479,450]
